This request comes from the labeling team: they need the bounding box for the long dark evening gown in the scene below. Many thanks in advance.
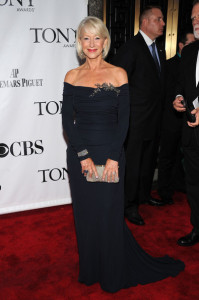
[62,82,185,293]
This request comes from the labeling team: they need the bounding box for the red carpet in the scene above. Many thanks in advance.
[0,192,199,300]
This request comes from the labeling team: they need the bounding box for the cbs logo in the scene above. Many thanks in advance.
[0,140,44,158]
[0,143,9,158]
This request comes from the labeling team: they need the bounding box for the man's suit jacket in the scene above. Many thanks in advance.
[176,40,199,146]
[162,54,183,132]
[113,32,166,139]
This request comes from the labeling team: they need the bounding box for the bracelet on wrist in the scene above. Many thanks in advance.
[77,149,88,158]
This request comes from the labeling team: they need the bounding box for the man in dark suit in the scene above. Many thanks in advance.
[158,31,195,204]
[173,0,199,246]
[113,6,166,225]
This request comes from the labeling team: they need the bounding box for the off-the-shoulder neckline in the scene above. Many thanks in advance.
[64,82,128,89]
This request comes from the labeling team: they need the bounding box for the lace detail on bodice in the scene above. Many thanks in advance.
[89,83,121,98]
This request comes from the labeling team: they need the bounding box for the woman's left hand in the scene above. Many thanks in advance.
[102,159,119,182]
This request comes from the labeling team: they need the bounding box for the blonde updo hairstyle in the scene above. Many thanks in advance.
[76,16,111,59]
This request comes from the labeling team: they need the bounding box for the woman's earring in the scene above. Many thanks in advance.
[81,50,84,59]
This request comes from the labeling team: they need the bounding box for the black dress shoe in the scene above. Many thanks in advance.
[177,229,199,246]
[125,211,145,226]
[148,197,166,206]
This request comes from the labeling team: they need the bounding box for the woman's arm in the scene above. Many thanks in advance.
[62,71,98,177]
[109,68,129,161]
[102,68,129,182]
[62,83,89,161]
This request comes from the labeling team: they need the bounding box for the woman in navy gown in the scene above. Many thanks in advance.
[62,16,184,293]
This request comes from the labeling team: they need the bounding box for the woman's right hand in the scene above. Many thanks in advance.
[80,158,98,179]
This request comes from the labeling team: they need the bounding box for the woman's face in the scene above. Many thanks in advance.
[79,30,107,59]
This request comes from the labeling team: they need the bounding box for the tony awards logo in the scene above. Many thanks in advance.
[0,0,35,12]
[0,69,43,88]
[38,167,68,183]
[30,28,76,48]
[34,101,62,116]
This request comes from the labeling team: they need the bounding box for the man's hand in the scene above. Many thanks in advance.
[187,108,199,127]
[173,96,186,112]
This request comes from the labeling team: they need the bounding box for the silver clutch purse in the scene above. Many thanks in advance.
[86,165,119,183]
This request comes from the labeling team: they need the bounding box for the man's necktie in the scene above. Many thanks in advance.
[151,42,161,75]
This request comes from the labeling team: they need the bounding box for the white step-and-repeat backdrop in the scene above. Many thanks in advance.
[0,0,88,214]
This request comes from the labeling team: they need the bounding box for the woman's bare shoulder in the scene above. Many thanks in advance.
[64,68,79,84]
[108,64,128,85]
